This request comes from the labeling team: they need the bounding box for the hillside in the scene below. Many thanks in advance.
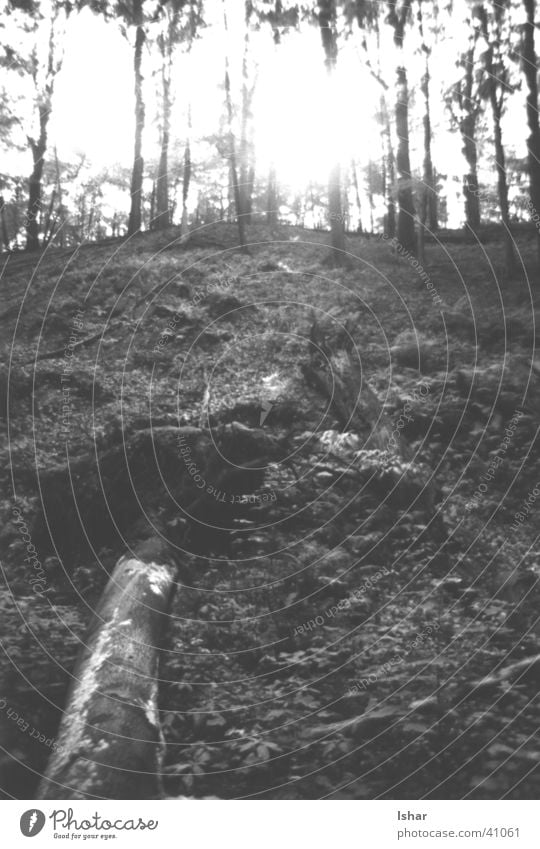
[1,223,540,799]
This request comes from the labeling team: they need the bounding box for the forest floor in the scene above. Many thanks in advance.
[1,222,540,799]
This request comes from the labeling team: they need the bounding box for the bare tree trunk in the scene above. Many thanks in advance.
[0,196,9,249]
[38,544,179,800]
[42,188,56,246]
[490,93,515,271]
[381,96,396,238]
[239,3,255,224]
[456,35,481,231]
[522,0,540,265]
[224,64,247,250]
[266,164,278,225]
[417,183,427,266]
[128,12,146,237]
[421,55,437,231]
[149,180,156,229]
[395,66,416,254]
[26,105,48,251]
[351,159,363,233]
[328,163,346,261]
[367,161,375,232]
[155,71,171,230]
[478,5,515,272]
[462,113,481,231]
[181,139,191,232]
[317,0,346,264]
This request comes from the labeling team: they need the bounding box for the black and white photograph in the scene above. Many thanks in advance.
[0,0,539,843]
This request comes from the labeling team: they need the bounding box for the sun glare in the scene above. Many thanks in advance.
[11,0,529,231]
[253,31,379,193]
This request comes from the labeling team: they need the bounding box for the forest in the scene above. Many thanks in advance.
[0,0,540,803]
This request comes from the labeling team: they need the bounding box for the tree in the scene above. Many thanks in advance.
[84,0,156,236]
[521,0,540,264]
[238,0,257,223]
[416,0,438,233]
[256,0,301,227]
[223,2,247,250]
[2,1,70,250]
[348,1,396,237]
[386,0,416,255]
[317,0,346,265]
[476,1,516,272]
[153,0,202,230]
[446,18,483,230]
[127,0,145,235]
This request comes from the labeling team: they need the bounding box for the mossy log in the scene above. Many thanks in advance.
[37,542,178,800]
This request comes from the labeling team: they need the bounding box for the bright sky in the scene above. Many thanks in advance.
[1,0,533,228]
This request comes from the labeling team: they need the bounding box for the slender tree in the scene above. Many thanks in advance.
[3,2,70,250]
[521,0,540,264]
[126,0,145,235]
[154,0,202,230]
[266,164,278,225]
[446,21,483,231]
[417,0,437,232]
[351,4,396,237]
[387,0,416,255]
[476,1,516,271]
[85,0,154,236]
[181,105,192,232]
[223,4,247,250]
[317,0,346,265]
[238,0,257,223]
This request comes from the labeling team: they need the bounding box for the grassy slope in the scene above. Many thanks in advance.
[1,222,539,799]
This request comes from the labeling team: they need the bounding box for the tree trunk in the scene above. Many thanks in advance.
[127,18,146,237]
[395,65,416,254]
[0,196,9,250]
[457,37,481,231]
[224,67,247,250]
[478,5,515,271]
[26,106,48,251]
[421,54,437,232]
[155,72,171,230]
[181,139,191,232]
[367,161,375,232]
[239,16,254,224]
[266,165,278,225]
[328,163,346,262]
[37,543,179,800]
[522,0,540,265]
[42,188,57,246]
[317,0,346,264]
[490,92,515,271]
[350,159,363,233]
[381,96,396,238]
[462,114,481,231]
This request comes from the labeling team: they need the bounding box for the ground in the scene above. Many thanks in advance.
[0,222,539,799]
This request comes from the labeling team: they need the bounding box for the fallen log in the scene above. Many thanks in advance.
[37,539,179,800]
